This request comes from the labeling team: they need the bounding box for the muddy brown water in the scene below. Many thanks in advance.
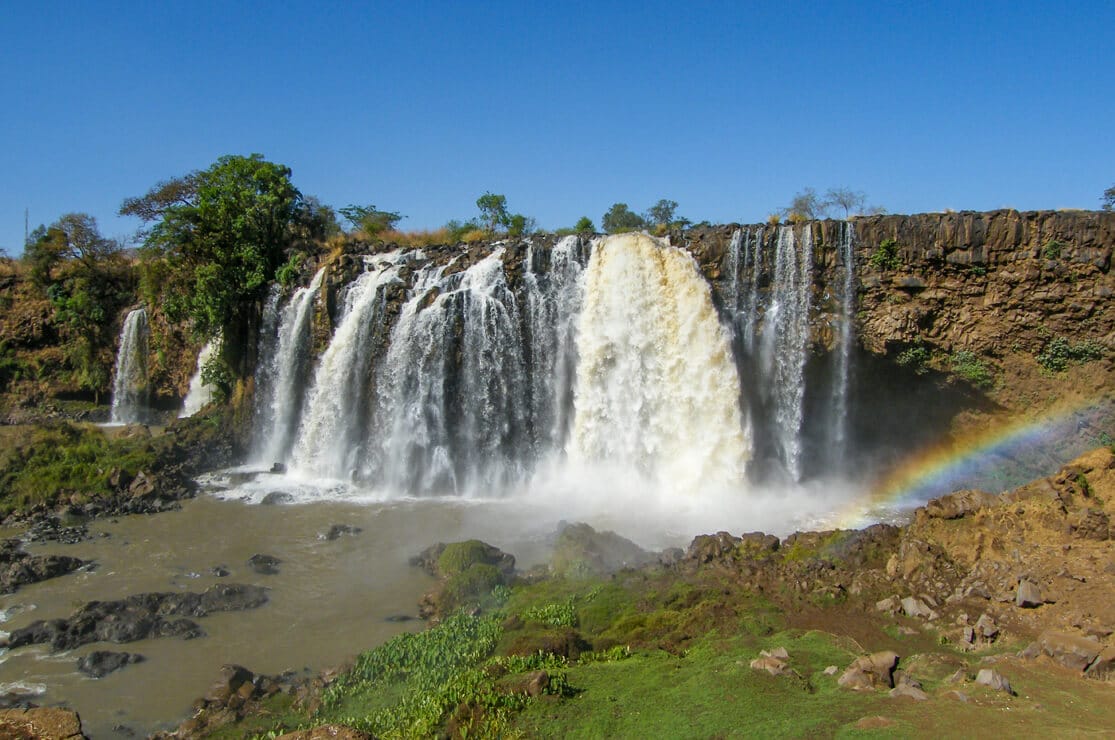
[0,495,558,738]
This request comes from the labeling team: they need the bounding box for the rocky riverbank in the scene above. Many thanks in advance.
[137,444,1115,738]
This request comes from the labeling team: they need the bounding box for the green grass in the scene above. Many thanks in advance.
[0,422,160,514]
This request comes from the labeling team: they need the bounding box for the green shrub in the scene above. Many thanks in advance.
[869,238,901,270]
[895,344,931,374]
[1036,337,1105,372]
[1042,240,1065,260]
[950,350,994,389]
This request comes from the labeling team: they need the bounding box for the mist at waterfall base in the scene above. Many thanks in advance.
[199,230,883,548]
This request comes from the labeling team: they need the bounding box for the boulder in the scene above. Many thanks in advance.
[1038,631,1104,672]
[685,531,741,565]
[901,596,937,620]
[260,492,294,506]
[128,471,156,499]
[248,554,281,575]
[322,524,362,541]
[975,613,1000,641]
[975,668,1014,695]
[0,707,86,739]
[875,596,900,614]
[838,651,899,691]
[5,583,268,651]
[77,651,144,678]
[0,539,86,595]
[924,489,997,519]
[749,656,789,676]
[1084,646,1115,678]
[889,684,929,701]
[1015,579,1043,608]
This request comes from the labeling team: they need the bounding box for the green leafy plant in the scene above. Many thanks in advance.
[1042,240,1065,260]
[1036,336,1105,373]
[950,350,994,389]
[522,599,578,628]
[869,238,901,270]
[895,344,931,374]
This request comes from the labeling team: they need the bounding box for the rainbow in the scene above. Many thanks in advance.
[836,394,1114,529]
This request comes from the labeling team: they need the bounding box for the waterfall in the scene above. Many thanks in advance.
[179,337,220,418]
[109,308,150,424]
[828,222,856,469]
[757,225,813,481]
[291,257,403,478]
[370,249,530,494]
[569,233,749,492]
[253,268,326,464]
[524,235,588,453]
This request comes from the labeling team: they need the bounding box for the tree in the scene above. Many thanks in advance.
[24,214,132,400]
[824,187,867,218]
[339,204,403,235]
[476,192,511,233]
[507,213,536,238]
[1103,185,1115,212]
[784,188,827,222]
[601,203,647,234]
[122,154,308,347]
[574,216,595,232]
[646,199,679,226]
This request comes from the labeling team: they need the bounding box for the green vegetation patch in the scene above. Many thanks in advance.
[0,422,159,514]
[869,238,901,270]
[895,344,931,374]
[1036,336,1105,373]
[950,350,995,389]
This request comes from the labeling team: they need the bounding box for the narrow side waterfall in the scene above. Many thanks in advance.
[253,268,326,464]
[763,225,813,481]
[109,308,150,424]
[291,257,403,478]
[827,222,856,468]
[179,337,220,418]
[371,249,530,494]
[569,233,750,492]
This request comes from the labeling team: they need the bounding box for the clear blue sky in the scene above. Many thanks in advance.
[2,0,1112,254]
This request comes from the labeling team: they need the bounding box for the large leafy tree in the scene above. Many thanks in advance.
[122,154,311,343]
[601,203,646,234]
[23,214,133,399]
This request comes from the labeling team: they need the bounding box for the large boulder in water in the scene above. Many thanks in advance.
[410,539,517,620]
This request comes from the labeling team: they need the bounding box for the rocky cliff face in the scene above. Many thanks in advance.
[684,209,1114,360]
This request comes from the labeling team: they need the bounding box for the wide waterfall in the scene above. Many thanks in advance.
[109,308,150,424]
[244,224,858,503]
[179,337,220,418]
[569,233,749,492]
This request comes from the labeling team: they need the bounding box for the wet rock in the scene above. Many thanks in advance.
[77,650,145,678]
[5,583,268,651]
[975,668,1014,695]
[260,492,294,506]
[1015,579,1043,608]
[248,554,281,575]
[269,463,287,475]
[0,707,86,739]
[210,565,230,578]
[685,531,741,565]
[410,540,515,580]
[0,539,87,595]
[321,524,362,541]
[550,522,653,578]
[24,516,89,545]
[204,664,255,704]
[1038,630,1104,672]
[924,489,997,519]
[838,651,899,691]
